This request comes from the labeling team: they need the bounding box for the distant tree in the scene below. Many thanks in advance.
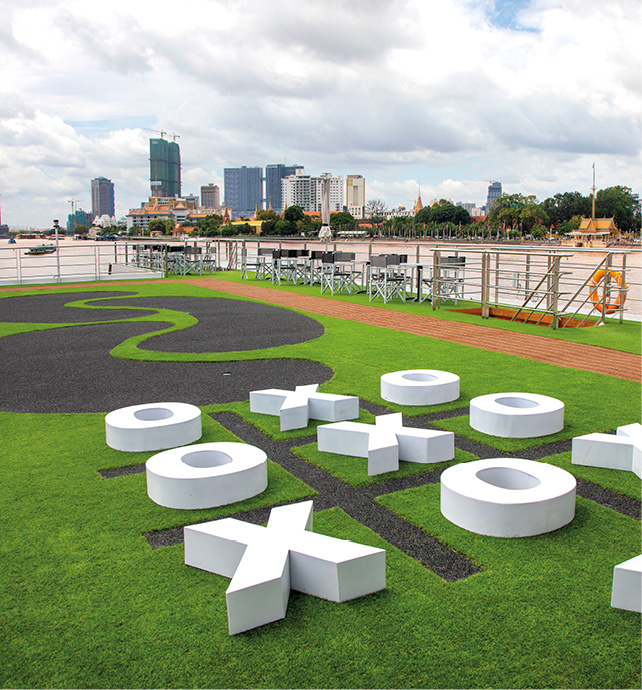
[297,215,321,235]
[595,186,640,232]
[489,193,546,233]
[261,219,278,235]
[414,207,431,224]
[542,191,590,226]
[197,214,223,237]
[256,209,279,221]
[429,203,471,226]
[283,206,304,223]
[220,224,238,237]
[519,201,548,233]
[531,223,547,239]
[275,219,298,235]
[557,220,572,235]
[365,198,387,220]
[74,224,89,236]
[148,218,173,235]
[330,211,356,230]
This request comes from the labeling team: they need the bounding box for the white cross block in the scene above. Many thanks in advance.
[572,422,642,479]
[317,413,455,476]
[611,554,642,613]
[249,384,360,432]
[184,501,386,635]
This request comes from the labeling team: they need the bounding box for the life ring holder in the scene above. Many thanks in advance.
[589,269,627,314]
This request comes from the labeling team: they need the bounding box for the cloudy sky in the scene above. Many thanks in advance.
[1,0,640,228]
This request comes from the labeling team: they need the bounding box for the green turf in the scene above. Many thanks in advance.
[1,278,640,689]
[2,410,638,688]
[377,484,640,689]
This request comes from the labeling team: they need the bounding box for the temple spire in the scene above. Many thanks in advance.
[414,185,424,213]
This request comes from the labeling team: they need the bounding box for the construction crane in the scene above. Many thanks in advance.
[144,128,180,141]
[68,199,82,229]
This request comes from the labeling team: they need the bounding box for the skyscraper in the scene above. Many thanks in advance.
[486,181,502,213]
[346,175,365,207]
[224,166,263,218]
[265,164,303,212]
[200,184,220,210]
[91,177,115,218]
[149,138,181,198]
[281,171,344,212]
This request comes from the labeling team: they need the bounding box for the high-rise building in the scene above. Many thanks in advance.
[66,209,93,233]
[200,184,220,210]
[149,138,181,198]
[346,174,365,218]
[224,166,263,218]
[486,181,502,213]
[346,175,365,207]
[265,164,303,212]
[281,171,344,213]
[91,177,115,218]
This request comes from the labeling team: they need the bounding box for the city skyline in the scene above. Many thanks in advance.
[1,0,639,228]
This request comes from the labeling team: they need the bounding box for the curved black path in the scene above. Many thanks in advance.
[0,321,332,413]
[0,291,149,322]
[91,296,325,352]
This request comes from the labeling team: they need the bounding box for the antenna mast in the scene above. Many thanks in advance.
[591,164,596,220]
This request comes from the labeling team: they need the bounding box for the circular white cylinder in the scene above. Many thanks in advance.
[440,458,576,537]
[105,402,202,451]
[469,392,564,438]
[380,369,460,405]
[146,442,268,509]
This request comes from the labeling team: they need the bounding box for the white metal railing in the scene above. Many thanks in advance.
[231,239,640,327]
[0,242,165,286]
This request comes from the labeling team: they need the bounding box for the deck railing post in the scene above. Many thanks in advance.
[550,255,561,328]
[619,253,627,324]
[432,250,441,311]
[481,253,490,318]
[601,253,612,324]
[16,247,22,285]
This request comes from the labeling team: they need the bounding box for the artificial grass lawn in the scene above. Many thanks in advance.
[2,411,639,688]
[2,279,641,688]
[377,485,641,689]
[1,281,640,495]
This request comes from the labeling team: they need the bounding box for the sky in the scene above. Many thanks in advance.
[0,0,640,228]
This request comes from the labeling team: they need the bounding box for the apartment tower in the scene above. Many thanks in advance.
[90,177,115,218]
[224,166,263,218]
[149,138,181,198]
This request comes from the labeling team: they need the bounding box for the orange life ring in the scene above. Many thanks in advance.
[589,269,627,314]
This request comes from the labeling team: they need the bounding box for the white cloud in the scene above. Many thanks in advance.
[0,0,639,227]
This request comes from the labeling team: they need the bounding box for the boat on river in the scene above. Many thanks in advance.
[25,244,57,255]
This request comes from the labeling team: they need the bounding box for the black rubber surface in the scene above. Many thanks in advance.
[90,296,325,352]
[0,323,332,413]
[0,291,150,322]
